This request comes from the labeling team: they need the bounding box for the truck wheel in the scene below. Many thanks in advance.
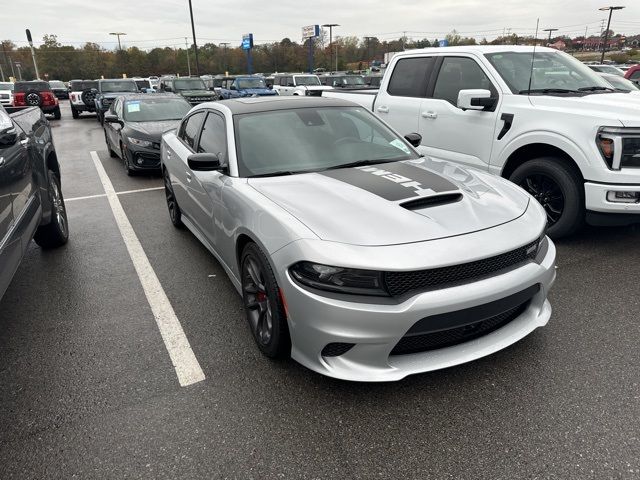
[53,106,61,120]
[71,106,79,119]
[509,157,584,239]
[34,170,69,249]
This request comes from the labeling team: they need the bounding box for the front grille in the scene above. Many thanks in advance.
[622,138,640,168]
[390,302,528,356]
[0,94,8,99]
[384,238,540,297]
[321,343,355,357]
[134,152,160,167]
[189,97,213,103]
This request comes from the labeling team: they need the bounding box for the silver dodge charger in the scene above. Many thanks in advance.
[160,97,556,382]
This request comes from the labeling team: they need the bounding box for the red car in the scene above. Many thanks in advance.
[12,81,61,119]
[624,65,640,86]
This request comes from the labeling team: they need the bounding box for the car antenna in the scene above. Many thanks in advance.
[527,18,540,96]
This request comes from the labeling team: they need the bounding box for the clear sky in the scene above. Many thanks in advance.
[3,0,640,49]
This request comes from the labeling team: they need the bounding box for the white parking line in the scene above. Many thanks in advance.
[90,151,206,387]
[66,186,164,202]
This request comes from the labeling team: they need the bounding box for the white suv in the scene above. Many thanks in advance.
[0,82,13,108]
[272,74,332,96]
[69,79,99,119]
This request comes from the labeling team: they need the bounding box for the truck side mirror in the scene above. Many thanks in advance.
[457,89,496,111]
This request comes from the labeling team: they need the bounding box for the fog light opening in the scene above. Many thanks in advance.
[606,191,640,204]
[321,343,355,357]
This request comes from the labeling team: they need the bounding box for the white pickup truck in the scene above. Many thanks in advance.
[272,74,332,97]
[324,46,640,238]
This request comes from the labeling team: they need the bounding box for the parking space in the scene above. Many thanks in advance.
[0,101,639,479]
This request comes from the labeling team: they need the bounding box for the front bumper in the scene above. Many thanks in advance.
[273,234,556,382]
[585,181,640,214]
[124,143,161,171]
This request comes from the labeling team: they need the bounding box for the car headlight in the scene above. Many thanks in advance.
[128,137,152,148]
[597,127,640,170]
[290,261,389,296]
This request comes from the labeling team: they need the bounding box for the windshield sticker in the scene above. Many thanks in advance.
[390,139,411,155]
[127,102,141,113]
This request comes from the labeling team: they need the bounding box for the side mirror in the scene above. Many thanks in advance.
[267,84,273,89]
[0,127,18,147]
[457,89,496,111]
[404,133,422,148]
[187,152,223,171]
[104,113,122,125]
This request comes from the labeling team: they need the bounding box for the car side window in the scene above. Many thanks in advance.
[197,112,227,164]
[433,57,496,106]
[287,77,294,87]
[279,77,286,86]
[387,57,435,97]
[631,70,640,80]
[179,112,205,149]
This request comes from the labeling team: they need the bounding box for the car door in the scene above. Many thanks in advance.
[105,98,122,154]
[169,111,206,228]
[375,56,436,138]
[418,55,501,170]
[0,114,29,296]
[187,111,229,248]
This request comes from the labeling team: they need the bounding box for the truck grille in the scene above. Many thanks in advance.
[383,238,541,297]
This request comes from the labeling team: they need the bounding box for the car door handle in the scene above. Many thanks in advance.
[421,111,438,119]
[186,171,192,182]
[376,105,389,113]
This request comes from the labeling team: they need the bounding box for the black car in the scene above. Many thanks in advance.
[49,80,69,99]
[103,93,191,175]
[0,104,68,300]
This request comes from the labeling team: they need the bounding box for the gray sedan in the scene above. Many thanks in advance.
[160,97,556,381]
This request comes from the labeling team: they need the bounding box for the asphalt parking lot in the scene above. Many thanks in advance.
[0,101,639,479]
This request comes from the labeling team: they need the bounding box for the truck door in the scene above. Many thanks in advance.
[418,55,501,170]
[374,56,436,137]
[0,114,28,296]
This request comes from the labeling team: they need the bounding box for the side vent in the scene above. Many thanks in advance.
[400,193,463,210]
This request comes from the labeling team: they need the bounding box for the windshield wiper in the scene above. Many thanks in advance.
[249,170,297,178]
[519,88,580,94]
[577,86,615,92]
[323,158,402,171]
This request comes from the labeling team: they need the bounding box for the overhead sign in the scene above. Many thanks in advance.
[242,33,254,51]
[438,39,449,47]
[302,25,320,40]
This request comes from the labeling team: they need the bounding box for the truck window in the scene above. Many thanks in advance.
[433,57,495,105]
[387,57,435,98]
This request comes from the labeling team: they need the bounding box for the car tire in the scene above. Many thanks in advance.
[71,106,79,119]
[121,142,135,176]
[240,242,291,359]
[105,131,117,158]
[163,169,183,228]
[53,106,61,120]
[34,169,69,249]
[509,157,584,239]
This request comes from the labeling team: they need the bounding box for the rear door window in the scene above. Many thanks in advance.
[197,112,227,164]
[179,111,205,149]
[387,57,435,97]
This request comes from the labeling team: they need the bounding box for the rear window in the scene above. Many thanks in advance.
[70,81,98,91]
[15,82,51,93]
[135,80,151,89]
[49,81,66,89]
[100,81,138,93]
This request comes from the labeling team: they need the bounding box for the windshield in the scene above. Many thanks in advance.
[234,106,419,177]
[602,75,639,92]
[236,78,266,89]
[49,81,66,89]
[173,78,206,91]
[336,76,365,86]
[0,83,13,91]
[295,76,321,86]
[135,80,151,89]
[100,81,138,93]
[123,97,191,122]
[485,51,612,94]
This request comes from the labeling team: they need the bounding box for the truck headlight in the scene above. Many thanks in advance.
[290,262,389,296]
[597,127,640,170]
[128,137,152,148]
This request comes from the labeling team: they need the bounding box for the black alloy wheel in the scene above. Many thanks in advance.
[163,169,183,228]
[519,173,565,225]
[241,243,291,358]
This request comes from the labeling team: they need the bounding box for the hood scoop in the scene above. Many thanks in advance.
[400,193,463,210]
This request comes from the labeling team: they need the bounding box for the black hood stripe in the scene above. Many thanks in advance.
[319,161,459,202]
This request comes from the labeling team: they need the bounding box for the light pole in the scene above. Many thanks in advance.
[322,23,339,72]
[543,28,558,46]
[109,32,126,51]
[599,6,625,63]
[185,37,191,76]
[25,29,40,80]
[220,42,230,74]
[187,0,200,75]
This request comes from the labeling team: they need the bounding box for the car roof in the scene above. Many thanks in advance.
[397,45,560,56]
[99,78,136,82]
[202,96,357,115]
[116,93,185,101]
